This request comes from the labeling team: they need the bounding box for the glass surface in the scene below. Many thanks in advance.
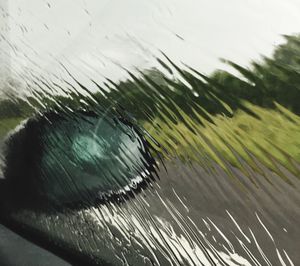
[1,1,300,265]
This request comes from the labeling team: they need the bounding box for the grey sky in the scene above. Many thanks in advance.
[2,0,300,95]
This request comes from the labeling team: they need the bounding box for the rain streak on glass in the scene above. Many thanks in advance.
[1,0,300,265]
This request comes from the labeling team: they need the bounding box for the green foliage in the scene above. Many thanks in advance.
[0,99,33,119]
[86,34,300,123]
[1,34,300,139]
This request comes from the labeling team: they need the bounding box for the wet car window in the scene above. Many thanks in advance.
[1,1,300,265]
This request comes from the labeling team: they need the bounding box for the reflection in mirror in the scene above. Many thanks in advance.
[2,109,157,210]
